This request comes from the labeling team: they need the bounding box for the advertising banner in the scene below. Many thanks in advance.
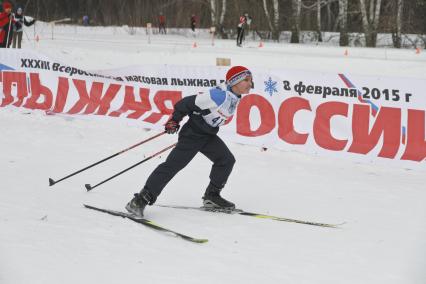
[1,49,425,168]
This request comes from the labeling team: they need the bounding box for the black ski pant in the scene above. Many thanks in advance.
[12,31,23,48]
[236,27,244,45]
[142,123,235,201]
[159,24,166,34]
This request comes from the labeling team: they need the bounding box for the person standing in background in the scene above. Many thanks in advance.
[0,1,16,48]
[190,14,196,32]
[236,13,248,47]
[12,6,35,49]
[82,15,89,26]
[158,12,166,34]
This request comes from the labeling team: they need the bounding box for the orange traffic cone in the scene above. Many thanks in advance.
[258,41,264,48]
[344,49,348,56]
[415,47,421,54]
[192,42,197,48]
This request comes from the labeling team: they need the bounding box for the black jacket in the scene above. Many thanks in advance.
[13,14,35,33]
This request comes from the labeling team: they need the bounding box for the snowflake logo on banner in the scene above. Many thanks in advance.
[264,77,278,96]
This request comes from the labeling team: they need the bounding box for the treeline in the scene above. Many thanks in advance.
[9,0,426,47]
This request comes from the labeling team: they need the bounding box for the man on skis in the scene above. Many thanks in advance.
[236,13,249,47]
[126,66,253,217]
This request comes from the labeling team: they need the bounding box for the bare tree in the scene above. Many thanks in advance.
[219,0,227,27]
[209,0,227,38]
[301,0,337,42]
[392,0,403,48]
[316,0,322,42]
[291,0,302,43]
[338,0,349,46]
[262,0,280,41]
[210,0,216,26]
[359,0,383,47]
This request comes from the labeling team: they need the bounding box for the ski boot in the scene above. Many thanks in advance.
[125,191,153,217]
[202,183,235,211]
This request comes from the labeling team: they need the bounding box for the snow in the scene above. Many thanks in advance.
[1,24,425,284]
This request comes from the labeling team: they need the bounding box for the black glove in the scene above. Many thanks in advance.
[15,22,22,29]
[165,119,180,134]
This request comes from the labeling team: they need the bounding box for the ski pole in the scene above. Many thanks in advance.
[49,131,166,186]
[85,142,176,192]
[5,13,13,48]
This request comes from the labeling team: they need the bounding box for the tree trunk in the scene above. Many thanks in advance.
[262,0,280,41]
[263,0,274,40]
[392,0,403,48]
[317,0,322,42]
[339,0,349,46]
[218,0,227,39]
[291,0,301,43]
[219,0,226,26]
[209,0,216,27]
[209,0,226,39]
[272,0,280,41]
[359,0,382,47]
[327,1,332,31]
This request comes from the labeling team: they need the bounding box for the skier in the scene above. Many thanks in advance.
[0,1,17,48]
[82,15,89,26]
[12,6,35,49]
[158,12,166,34]
[190,14,196,32]
[236,13,249,47]
[126,66,253,217]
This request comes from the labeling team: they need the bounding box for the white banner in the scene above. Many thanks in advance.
[1,49,425,168]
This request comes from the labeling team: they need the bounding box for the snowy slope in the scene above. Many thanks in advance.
[1,25,425,284]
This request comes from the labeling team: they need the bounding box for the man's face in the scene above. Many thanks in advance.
[5,7,12,14]
[231,76,253,95]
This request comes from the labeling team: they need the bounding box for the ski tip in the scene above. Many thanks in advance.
[85,184,92,191]
[83,204,97,210]
[332,221,347,228]
[194,238,209,244]
[48,178,56,186]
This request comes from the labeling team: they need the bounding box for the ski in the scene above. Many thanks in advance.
[83,204,208,244]
[156,204,343,228]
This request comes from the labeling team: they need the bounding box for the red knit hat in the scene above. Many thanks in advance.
[2,1,12,10]
[226,66,252,86]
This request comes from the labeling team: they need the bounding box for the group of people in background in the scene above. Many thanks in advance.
[156,13,197,34]
[156,11,251,47]
[2,2,251,48]
[0,1,35,48]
